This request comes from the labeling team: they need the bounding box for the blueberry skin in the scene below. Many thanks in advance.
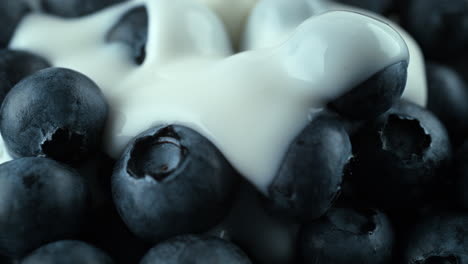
[329,61,408,120]
[455,141,468,209]
[401,0,468,60]
[107,6,147,65]
[426,62,468,146]
[0,49,50,104]
[404,214,468,264]
[352,100,451,208]
[268,111,352,221]
[299,208,394,264]
[140,235,252,264]
[334,0,393,14]
[112,125,240,243]
[211,182,300,264]
[0,157,89,258]
[41,0,127,17]
[21,240,113,264]
[0,67,108,164]
[0,1,30,48]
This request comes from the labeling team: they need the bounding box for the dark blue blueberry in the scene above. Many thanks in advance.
[334,0,393,14]
[0,49,50,104]
[404,213,468,264]
[213,182,299,264]
[112,125,240,243]
[268,111,352,221]
[455,141,468,209]
[0,1,30,48]
[401,0,468,60]
[329,61,408,120]
[352,100,451,208]
[426,62,468,147]
[140,235,252,264]
[299,208,394,264]
[41,0,127,17]
[0,67,108,164]
[0,157,89,258]
[107,6,147,65]
[21,240,113,264]
[80,204,151,264]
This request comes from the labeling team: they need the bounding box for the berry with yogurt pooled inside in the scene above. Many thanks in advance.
[0,67,108,164]
[403,213,468,264]
[107,6,148,65]
[21,240,114,264]
[139,234,252,264]
[0,157,89,258]
[352,100,451,208]
[299,208,394,264]
[268,111,352,221]
[0,49,50,104]
[0,1,30,48]
[112,125,240,243]
[41,0,128,18]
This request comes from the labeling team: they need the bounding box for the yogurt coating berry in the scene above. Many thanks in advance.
[10,0,409,193]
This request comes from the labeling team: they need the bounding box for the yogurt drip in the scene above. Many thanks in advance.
[9,0,408,193]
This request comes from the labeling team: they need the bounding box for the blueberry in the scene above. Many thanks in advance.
[0,67,108,164]
[401,0,468,60]
[140,235,252,264]
[81,204,151,264]
[268,111,352,221]
[41,0,127,17]
[352,100,451,208]
[455,141,468,209]
[216,182,300,264]
[426,62,468,146]
[404,213,468,264]
[299,208,394,264]
[0,157,89,257]
[329,61,408,120]
[112,125,240,243]
[0,49,50,104]
[107,6,147,65]
[0,1,30,48]
[21,240,114,264]
[334,0,393,15]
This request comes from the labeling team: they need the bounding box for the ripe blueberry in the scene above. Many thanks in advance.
[329,61,408,120]
[140,235,252,264]
[0,49,50,104]
[268,111,352,221]
[352,100,451,208]
[0,67,108,164]
[299,208,394,264]
[0,157,89,257]
[112,125,240,243]
[21,240,114,264]
[41,0,128,17]
[107,6,148,65]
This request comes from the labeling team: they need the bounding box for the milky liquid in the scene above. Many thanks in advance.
[243,0,427,106]
[8,0,408,193]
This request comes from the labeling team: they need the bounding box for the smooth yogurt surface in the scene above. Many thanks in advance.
[8,0,409,193]
[243,0,428,106]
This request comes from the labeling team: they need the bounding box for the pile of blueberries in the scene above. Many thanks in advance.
[1,0,468,263]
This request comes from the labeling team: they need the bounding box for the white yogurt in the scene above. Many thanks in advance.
[9,0,408,193]
[196,0,259,49]
[243,0,427,106]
